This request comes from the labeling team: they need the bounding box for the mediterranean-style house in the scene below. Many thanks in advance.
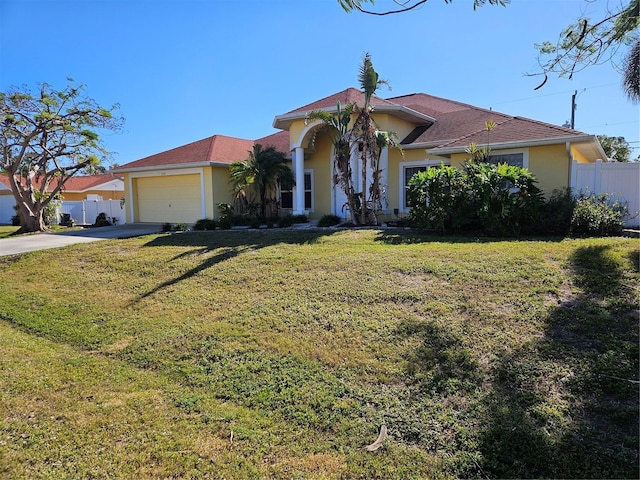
[114,88,607,224]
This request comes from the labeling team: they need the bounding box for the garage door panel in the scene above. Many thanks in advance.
[136,174,201,223]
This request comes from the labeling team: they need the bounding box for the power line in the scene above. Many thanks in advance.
[485,83,619,107]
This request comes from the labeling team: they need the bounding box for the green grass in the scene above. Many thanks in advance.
[0,225,19,238]
[0,229,637,478]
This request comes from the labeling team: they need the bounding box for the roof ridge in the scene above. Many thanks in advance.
[206,135,218,161]
[512,115,586,135]
[388,92,514,119]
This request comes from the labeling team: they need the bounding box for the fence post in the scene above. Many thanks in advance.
[594,159,602,195]
[570,159,578,192]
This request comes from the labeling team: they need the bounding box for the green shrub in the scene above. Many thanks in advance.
[570,193,626,237]
[464,162,544,236]
[249,217,262,229]
[317,214,341,227]
[277,215,295,228]
[194,218,217,231]
[161,222,173,232]
[407,165,470,233]
[174,222,188,232]
[407,162,544,236]
[292,214,308,224]
[218,217,232,230]
[534,188,576,236]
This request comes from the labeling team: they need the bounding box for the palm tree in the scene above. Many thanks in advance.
[306,101,358,223]
[306,53,401,225]
[623,38,639,103]
[349,53,399,224]
[229,144,294,218]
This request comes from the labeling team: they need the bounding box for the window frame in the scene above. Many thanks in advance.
[399,159,449,212]
[280,169,313,212]
[486,148,529,168]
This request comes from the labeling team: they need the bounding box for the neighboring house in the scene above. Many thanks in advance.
[0,173,124,224]
[114,88,607,224]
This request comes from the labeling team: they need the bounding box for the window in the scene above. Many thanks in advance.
[400,160,448,210]
[487,153,524,167]
[280,171,313,211]
[485,149,528,168]
[404,166,427,208]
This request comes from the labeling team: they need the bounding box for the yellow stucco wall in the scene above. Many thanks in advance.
[570,146,591,163]
[449,145,572,196]
[305,134,333,218]
[529,144,570,195]
[61,190,125,201]
[123,167,237,224]
[207,165,235,219]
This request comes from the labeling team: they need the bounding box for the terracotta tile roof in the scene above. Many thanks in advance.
[435,116,585,150]
[0,173,123,192]
[284,87,395,114]
[390,92,588,148]
[117,135,256,170]
[114,89,596,171]
[255,131,291,155]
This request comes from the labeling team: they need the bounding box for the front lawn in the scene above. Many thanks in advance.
[0,230,637,478]
[0,225,19,238]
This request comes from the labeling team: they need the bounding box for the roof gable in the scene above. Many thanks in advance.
[284,87,395,115]
[117,135,256,170]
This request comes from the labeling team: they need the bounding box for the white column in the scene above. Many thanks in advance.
[293,147,306,214]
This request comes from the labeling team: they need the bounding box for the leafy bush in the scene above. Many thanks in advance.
[317,214,341,227]
[194,218,217,231]
[570,193,626,237]
[407,165,470,233]
[407,162,544,236]
[161,222,173,232]
[464,162,544,236]
[218,217,232,230]
[277,215,295,228]
[174,222,188,232]
[534,188,576,236]
[292,214,309,224]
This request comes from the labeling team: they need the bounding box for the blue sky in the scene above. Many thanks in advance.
[1,0,638,165]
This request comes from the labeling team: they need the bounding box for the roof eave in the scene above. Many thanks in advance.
[113,161,231,174]
[273,104,435,131]
[428,135,601,156]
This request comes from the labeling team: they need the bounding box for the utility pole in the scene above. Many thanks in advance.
[570,90,577,129]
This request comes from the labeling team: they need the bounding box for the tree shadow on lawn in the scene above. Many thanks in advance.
[374,229,566,245]
[389,243,638,478]
[476,244,639,478]
[133,229,336,303]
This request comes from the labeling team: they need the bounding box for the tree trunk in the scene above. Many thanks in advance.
[15,201,47,233]
[17,212,47,233]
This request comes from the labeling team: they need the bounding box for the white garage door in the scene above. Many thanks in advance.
[136,174,202,223]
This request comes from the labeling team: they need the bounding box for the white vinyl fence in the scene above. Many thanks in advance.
[57,200,125,226]
[0,198,125,226]
[571,159,640,227]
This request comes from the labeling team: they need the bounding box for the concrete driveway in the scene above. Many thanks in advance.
[0,224,162,257]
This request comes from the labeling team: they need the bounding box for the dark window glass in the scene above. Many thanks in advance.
[487,153,523,167]
[404,166,428,207]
